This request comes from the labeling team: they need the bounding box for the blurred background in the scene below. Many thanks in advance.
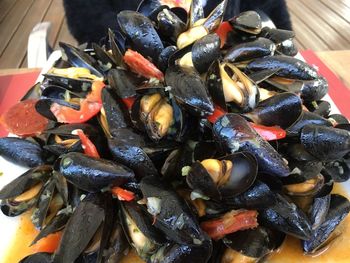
[0,0,350,69]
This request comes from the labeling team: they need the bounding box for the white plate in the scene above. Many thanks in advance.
[0,52,349,262]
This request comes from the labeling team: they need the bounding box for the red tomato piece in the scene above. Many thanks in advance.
[215,22,233,48]
[1,99,48,137]
[200,210,258,240]
[50,81,105,124]
[76,129,100,158]
[111,187,135,201]
[249,123,287,141]
[122,97,136,110]
[123,49,164,81]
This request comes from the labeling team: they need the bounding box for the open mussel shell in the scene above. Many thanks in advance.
[165,65,214,117]
[224,37,276,63]
[120,202,165,259]
[188,0,204,27]
[213,114,290,177]
[286,111,333,137]
[329,114,349,125]
[322,158,350,183]
[244,92,302,129]
[222,226,285,261]
[258,193,312,240]
[57,152,135,192]
[230,11,262,35]
[117,10,164,63]
[0,137,45,168]
[247,55,319,80]
[59,42,104,78]
[0,165,52,217]
[207,61,259,112]
[35,98,80,122]
[42,74,92,94]
[302,194,350,254]
[92,43,117,73]
[108,69,138,99]
[301,125,350,161]
[140,176,210,246]
[282,173,325,198]
[157,46,177,72]
[187,152,258,200]
[260,27,295,45]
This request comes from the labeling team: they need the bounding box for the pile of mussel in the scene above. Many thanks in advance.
[1,0,350,262]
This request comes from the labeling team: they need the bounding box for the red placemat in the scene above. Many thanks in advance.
[0,70,40,137]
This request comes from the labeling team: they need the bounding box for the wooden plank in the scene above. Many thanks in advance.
[320,0,350,24]
[0,0,34,56]
[317,50,350,88]
[0,68,40,76]
[0,0,18,23]
[42,0,65,47]
[287,0,349,50]
[340,0,350,8]
[288,9,329,51]
[54,18,77,50]
[0,0,53,69]
[301,0,350,44]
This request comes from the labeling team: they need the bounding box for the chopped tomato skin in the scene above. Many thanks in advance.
[50,81,105,123]
[31,231,62,253]
[249,123,287,141]
[111,187,135,201]
[123,49,164,81]
[1,99,48,137]
[76,129,100,158]
[122,97,136,110]
[200,210,258,240]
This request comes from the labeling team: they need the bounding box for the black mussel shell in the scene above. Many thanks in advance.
[117,11,164,63]
[278,39,298,57]
[42,74,92,94]
[0,137,45,167]
[137,0,164,19]
[286,111,332,137]
[230,11,262,35]
[224,37,275,63]
[223,226,285,260]
[213,114,290,177]
[202,0,227,32]
[258,193,312,240]
[35,98,80,121]
[192,34,221,74]
[247,55,319,80]
[140,176,209,246]
[260,27,295,44]
[108,68,138,99]
[58,152,135,192]
[308,100,332,117]
[53,194,105,263]
[329,114,349,125]
[301,125,350,161]
[157,46,177,72]
[322,159,350,183]
[301,77,329,102]
[19,253,52,263]
[165,65,214,117]
[108,29,126,67]
[245,92,302,129]
[303,194,350,254]
[108,130,159,179]
[189,0,204,27]
[309,195,331,230]
[157,8,186,43]
[92,43,117,73]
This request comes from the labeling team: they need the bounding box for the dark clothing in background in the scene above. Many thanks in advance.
[63,0,292,44]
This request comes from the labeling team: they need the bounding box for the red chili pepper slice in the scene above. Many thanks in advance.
[215,21,233,48]
[50,81,105,123]
[200,210,258,240]
[111,187,135,201]
[122,97,136,110]
[76,129,100,158]
[1,99,49,137]
[123,49,164,81]
[207,105,226,124]
[249,123,287,141]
